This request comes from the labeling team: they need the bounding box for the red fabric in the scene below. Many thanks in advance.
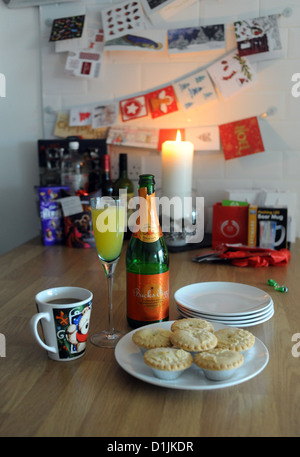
[218,245,291,267]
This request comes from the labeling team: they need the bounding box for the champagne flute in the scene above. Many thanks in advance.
[90,196,125,348]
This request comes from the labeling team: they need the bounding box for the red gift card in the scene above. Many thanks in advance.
[146,85,178,119]
[219,116,264,160]
[119,95,148,122]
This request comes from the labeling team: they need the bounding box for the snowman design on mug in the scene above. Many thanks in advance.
[66,306,91,354]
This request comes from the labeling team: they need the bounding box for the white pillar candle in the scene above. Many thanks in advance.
[161,131,194,198]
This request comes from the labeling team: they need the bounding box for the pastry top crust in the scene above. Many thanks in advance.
[132,327,172,349]
[143,347,193,371]
[194,348,244,371]
[171,318,214,333]
[170,328,217,352]
[214,327,255,351]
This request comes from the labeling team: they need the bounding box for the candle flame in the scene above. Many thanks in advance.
[176,130,181,142]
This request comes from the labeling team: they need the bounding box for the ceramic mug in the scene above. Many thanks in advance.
[30,287,93,361]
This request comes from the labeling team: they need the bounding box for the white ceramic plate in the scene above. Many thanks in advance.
[176,304,274,327]
[174,282,272,317]
[114,321,269,390]
[177,299,274,321]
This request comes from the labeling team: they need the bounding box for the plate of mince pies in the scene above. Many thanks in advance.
[115,318,269,390]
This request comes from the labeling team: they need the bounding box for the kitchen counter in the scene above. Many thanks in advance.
[0,237,299,437]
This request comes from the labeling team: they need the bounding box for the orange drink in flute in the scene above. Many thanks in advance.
[90,196,126,348]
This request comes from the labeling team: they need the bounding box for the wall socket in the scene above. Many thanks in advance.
[128,155,142,181]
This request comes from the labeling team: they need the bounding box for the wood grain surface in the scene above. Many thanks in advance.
[0,237,299,437]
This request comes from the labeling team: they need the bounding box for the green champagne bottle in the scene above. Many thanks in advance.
[126,174,169,328]
[114,154,134,240]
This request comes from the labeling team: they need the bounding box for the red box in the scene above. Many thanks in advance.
[212,202,249,248]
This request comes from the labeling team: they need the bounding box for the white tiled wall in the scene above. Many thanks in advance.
[39,0,300,237]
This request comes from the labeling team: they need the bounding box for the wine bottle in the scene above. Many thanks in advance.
[114,153,134,239]
[100,154,115,196]
[126,174,169,328]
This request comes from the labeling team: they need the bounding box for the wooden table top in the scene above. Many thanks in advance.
[0,236,299,437]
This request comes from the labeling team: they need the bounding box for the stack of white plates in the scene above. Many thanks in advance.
[175,282,274,327]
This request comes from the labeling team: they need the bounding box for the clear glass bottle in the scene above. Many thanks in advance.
[114,153,134,239]
[126,174,169,328]
[71,141,88,193]
[44,147,61,186]
[61,141,88,194]
[61,142,76,194]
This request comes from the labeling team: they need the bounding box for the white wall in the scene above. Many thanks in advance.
[0,0,299,255]
[40,0,300,239]
[0,1,43,255]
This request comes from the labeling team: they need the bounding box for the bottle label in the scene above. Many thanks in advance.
[127,271,169,322]
[132,187,162,243]
[132,226,163,243]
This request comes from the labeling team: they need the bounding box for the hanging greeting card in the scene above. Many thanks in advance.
[234,14,283,62]
[49,15,86,42]
[168,24,225,54]
[208,51,257,99]
[159,0,198,19]
[54,113,107,139]
[69,106,93,126]
[64,28,104,79]
[219,116,264,160]
[87,28,104,49]
[174,69,217,110]
[145,85,178,118]
[107,126,159,148]
[65,51,101,78]
[101,0,146,42]
[140,0,196,19]
[185,126,220,151]
[119,95,148,121]
[104,29,165,51]
[92,103,118,128]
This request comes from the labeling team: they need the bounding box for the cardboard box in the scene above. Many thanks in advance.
[258,191,296,243]
[225,188,297,243]
[212,202,249,248]
[248,205,258,247]
[248,206,288,250]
